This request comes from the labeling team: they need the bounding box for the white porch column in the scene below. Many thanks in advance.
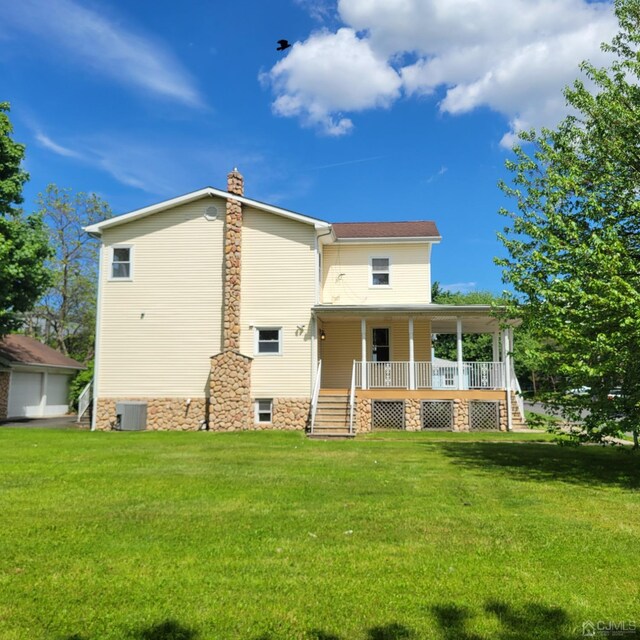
[361,318,367,390]
[492,331,500,363]
[408,317,415,390]
[310,316,317,395]
[504,329,513,431]
[456,317,464,391]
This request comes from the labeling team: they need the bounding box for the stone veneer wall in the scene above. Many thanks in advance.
[453,399,469,431]
[499,400,509,431]
[0,371,9,420]
[405,399,422,431]
[355,397,372,433]
[209,350,252,431]
[94,397,207,431]
[265,398,310,431]
[93,395,309,431]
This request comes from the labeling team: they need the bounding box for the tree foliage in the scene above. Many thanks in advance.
[0,103,51,336]
[497,0,640,447]
[431,282,498,362]
[23,186,112,361]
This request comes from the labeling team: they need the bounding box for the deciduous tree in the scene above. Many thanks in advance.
[24,186,111,360]
[0,102,50,336]
[497,0,640,447]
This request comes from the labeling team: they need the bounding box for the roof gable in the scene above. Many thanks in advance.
[84,187,331,236]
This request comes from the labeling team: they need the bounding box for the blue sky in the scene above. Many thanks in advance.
[1,0,617,293]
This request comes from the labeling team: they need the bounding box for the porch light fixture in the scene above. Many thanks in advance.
[320,329,326,341]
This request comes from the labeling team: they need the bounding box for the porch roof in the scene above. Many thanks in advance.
[312,304,519,333]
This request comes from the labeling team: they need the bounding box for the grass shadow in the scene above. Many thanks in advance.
[436,441,640,489]
[61,620,198,640]
[431,600,573,640]
[134,620,199,640]
[367,623,415,639]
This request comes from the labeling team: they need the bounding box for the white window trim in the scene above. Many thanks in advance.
[255,399,273,423]
[108,244,134,281]
[254,327,283,356]
[370,256,391,288]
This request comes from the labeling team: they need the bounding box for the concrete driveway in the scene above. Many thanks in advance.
[0,416,83,429]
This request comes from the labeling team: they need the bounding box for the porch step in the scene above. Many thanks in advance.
[308,433,355,440]
[311,394,352,436]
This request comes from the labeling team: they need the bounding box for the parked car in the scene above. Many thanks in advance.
[607,388,622,400]
[568,386,591,396]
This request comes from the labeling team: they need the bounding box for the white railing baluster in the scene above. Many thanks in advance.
[310,360,322,434]
[77,380,93,422]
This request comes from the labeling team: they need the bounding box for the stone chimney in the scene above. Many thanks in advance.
[209,168,253,431]
[227,167,244,196]
[223,168,244,351]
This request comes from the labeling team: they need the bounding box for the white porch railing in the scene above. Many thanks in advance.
[310,360,322,434]
[348,360,357,435]
[356,361,505,390]
[77,380,93,422]
[366,362,410,388]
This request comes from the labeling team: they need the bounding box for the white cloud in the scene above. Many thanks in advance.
[35,132,84,159]
[30,128,263,196]
[263,0,618,142]
[426,165,447,184]
[2,0,202,107]
[294,0,335,22]
[264,28,402,135]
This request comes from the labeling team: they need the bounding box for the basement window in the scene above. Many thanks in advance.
[111,246,133,280]
[255,399,273,423]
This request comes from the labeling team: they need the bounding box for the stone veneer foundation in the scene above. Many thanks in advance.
[355,396,509,433]
[94,397,207,431]
[94,395,309,431]
[0,371,9,420]
[268,398,310,430]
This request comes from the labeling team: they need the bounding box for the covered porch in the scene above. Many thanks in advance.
[310,304,522,435]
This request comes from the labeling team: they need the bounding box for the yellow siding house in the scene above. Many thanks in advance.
[84,170,523,436]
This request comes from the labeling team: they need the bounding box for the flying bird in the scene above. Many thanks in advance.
[276,39,291,52]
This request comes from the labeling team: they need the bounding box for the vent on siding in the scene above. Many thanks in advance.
[204,205,219,221]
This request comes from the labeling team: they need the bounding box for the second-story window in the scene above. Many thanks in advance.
[371,257,390,286]
[111,246,132,280]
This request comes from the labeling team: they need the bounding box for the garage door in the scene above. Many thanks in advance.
[44,374,71,417]
[8,371,43,418]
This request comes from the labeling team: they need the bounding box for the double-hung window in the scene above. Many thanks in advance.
[371,257,390,286]
[111,246,132,280]
[255,328,282,355]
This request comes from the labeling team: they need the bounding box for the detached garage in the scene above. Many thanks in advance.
[0,335,84,420]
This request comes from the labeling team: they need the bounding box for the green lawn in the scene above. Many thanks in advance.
[0,429,638,640]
